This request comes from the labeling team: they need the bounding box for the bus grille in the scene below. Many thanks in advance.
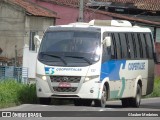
[53,87,77,92]
[50,76,81,83]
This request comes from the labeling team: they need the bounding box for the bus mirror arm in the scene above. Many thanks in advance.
[34,35,41,48]
[154,53,160,64]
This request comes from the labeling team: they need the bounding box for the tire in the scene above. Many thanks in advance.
[131,84,142,108]
[121,84,142,108]
[121,98,132,108]
[94,85,107,108]
[39,98,51,105]
[74,99,83,106]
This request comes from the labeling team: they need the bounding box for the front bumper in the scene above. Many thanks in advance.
[36,77,100,99]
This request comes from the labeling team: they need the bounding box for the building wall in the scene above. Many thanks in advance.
[148,27,160,42]
[24,16,54,46]
[155,42,160,77]
[137,15,160,42]
[0,1,55,66]
[0,2,25,59]
[30,0,112,25]
[156,29,160,42]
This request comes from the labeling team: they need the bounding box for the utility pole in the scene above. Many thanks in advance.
[78,0,84,22]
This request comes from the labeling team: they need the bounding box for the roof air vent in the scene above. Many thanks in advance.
[89,19,132,27]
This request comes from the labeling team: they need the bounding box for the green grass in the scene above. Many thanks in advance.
[145,77,160,98]
[0,80,38,108]
[0,78,160,108]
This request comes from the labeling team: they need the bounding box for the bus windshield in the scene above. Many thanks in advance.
[38,31,101,66]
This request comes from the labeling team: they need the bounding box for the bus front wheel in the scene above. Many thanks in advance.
[94,85,107,108]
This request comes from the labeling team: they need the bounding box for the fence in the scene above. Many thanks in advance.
[0,66,28,84]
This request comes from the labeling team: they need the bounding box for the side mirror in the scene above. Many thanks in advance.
[103,36,111,47]
[34,35,41,48]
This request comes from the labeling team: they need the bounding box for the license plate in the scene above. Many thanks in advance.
[58,82,71,87]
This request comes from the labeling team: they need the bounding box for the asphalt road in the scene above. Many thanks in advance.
[0,97,160,120]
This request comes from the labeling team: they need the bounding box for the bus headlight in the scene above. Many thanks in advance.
[36,74,47,81]
[84,75,99,83]
[42,76,47,80]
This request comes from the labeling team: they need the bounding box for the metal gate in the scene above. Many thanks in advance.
[0,66,28,83]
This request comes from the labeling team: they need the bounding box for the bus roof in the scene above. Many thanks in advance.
[48,20,151,33]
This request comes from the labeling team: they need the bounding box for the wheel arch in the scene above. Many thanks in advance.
[104,82,110,99]
[137,80,142,88]
[133,75,142,97]
[99,78,110,99]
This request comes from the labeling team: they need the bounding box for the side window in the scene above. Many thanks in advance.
[140,33,147,58]
[126,33,135,59]
[144,33,154,59]
[119,33,128,58]
[137,33,143,58]
[29,31,37,51]
[143,33,149,58]
[132,33,140,58]
[114,33,121,59]
[110,33,117,59]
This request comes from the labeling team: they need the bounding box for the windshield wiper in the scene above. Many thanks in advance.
[40,52,67,65]
[65,55,92,65]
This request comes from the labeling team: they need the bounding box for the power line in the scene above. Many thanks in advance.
[0,30,45,32]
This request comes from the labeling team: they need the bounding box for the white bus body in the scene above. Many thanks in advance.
[35,20,156,107]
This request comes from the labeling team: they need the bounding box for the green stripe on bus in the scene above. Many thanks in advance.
[119,77,125,97]
[110,90,119,98]
[110,77,125,99]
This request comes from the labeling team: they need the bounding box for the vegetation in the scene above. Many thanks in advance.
[0,78,160,108]
[0,80,38,108]
[145,77,160,98]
